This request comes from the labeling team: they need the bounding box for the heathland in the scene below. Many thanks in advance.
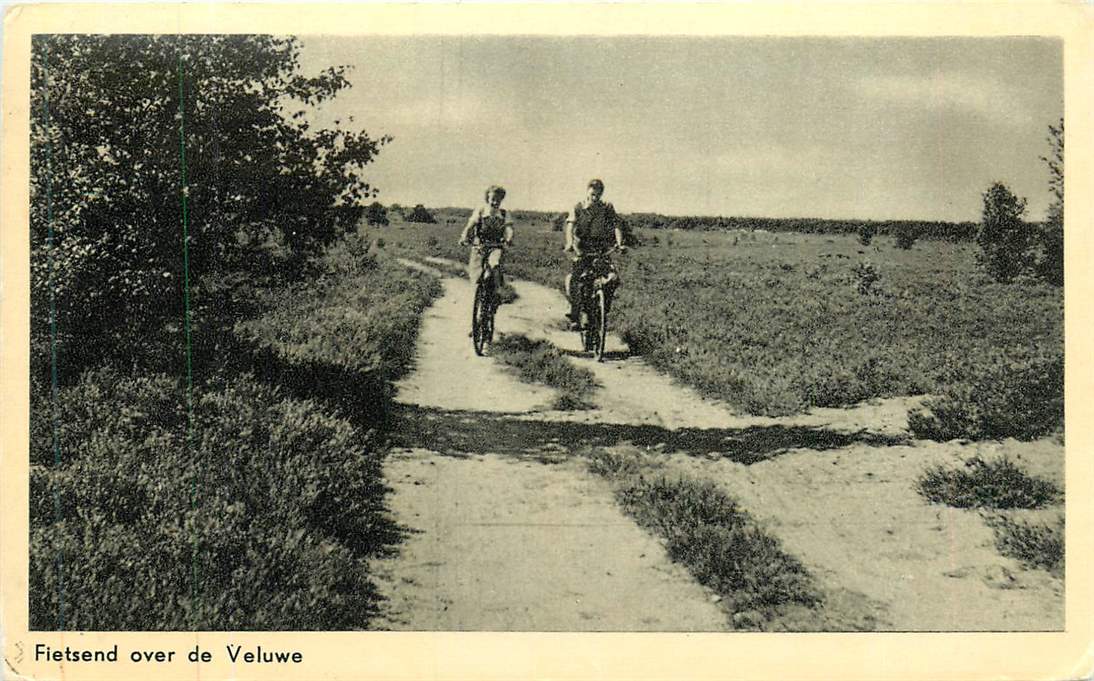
[385,207,1063,438]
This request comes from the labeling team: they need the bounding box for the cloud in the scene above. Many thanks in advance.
[852,72,1032,124]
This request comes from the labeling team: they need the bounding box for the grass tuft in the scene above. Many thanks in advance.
[490,333,599,410]
[986,513,1064,577]
[917,456,1060,509]
[588,450,820,628]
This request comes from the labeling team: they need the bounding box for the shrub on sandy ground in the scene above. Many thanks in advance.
[908,345,1063,441]
[588,450,819,627]
[491,334,598,410]
[986,513,1063,577]
[31,243,440,630]
[234,250,440,418]
[917,456,1060,509]
[30,370,386,630]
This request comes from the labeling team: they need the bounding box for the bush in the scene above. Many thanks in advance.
[405,204,437,224]
[857,222,877,246]
[234,252,440,418]
[365,201,389,226]
[851,261,882,296]
[895,227,918,250]
[1036,221,1063,287]
[908,345,1063,441]
[30,369,387,630]
[987,513,1064,576]
[917,456,1060,509]
[30,240,441,630]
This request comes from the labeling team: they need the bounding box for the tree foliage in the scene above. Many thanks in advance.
[976,182,1032,283]
[405,204,437,224]
[1037,119,1063,286]
[365,201,389,226]
[30,35,388,381]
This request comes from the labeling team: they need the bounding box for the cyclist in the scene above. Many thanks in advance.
[564,178,625,330]
[459,185,514,291]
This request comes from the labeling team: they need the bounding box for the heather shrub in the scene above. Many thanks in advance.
[908,345,1063,441]
[895,227,918,250]
[30,370,386,630]
[917,455,1060,509]
[857,222,877,246]
[606,467,820,620]
[851,261,882,296]
[233,255,440,417]
[987,513,1064,576]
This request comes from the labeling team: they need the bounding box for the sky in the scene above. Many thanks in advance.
[298,36,1062,222]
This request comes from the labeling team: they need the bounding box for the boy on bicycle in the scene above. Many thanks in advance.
[564,179,625,330]
[459,185,514,291]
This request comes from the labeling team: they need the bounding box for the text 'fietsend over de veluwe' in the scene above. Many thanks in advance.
[34,643,303,664]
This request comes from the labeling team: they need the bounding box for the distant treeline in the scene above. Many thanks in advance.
[424,206,980,242]
[622,214,981,242]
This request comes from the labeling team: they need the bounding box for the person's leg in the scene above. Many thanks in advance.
[569,258,584,324]
[487,249,504,289]
[602,269,619,313]
[468,248,483,284]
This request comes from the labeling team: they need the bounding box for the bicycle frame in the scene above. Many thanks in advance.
[572,248,619,361]
[471,241,506,356]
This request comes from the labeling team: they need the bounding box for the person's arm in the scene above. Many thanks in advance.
[503,210,514,246]
[563,206,577,252]
[609,204,626,249]
[458,207,479,245]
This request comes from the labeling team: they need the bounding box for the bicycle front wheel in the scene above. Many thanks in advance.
[472,281,488,356]
[593,288,608,362]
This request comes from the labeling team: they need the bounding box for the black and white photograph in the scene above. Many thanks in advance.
[4,3,1091,680]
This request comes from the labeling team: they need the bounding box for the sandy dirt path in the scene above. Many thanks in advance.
[370,258,1063,631]
[370,269,728,631]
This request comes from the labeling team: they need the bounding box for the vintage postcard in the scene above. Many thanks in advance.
[2,2,1092,680]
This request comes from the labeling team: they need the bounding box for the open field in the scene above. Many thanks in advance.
[370,255,1063,631]
[377,210,1063,422]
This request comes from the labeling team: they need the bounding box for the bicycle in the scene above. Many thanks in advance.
[571,246,622,362]
[469,241,507,356]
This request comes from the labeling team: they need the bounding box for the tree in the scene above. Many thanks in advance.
[976,182,1033,283]
[30,35,388,380]
[1037,119,1063,286]
[405,204,436,224]
[365,201,389,226]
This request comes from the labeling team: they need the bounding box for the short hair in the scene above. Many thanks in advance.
[485,185,506,201]
[587,179,605,191]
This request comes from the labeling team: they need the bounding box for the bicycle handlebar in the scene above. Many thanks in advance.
[573,245,624,258]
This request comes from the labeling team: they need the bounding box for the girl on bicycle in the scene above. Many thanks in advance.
[458,185,514,290]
